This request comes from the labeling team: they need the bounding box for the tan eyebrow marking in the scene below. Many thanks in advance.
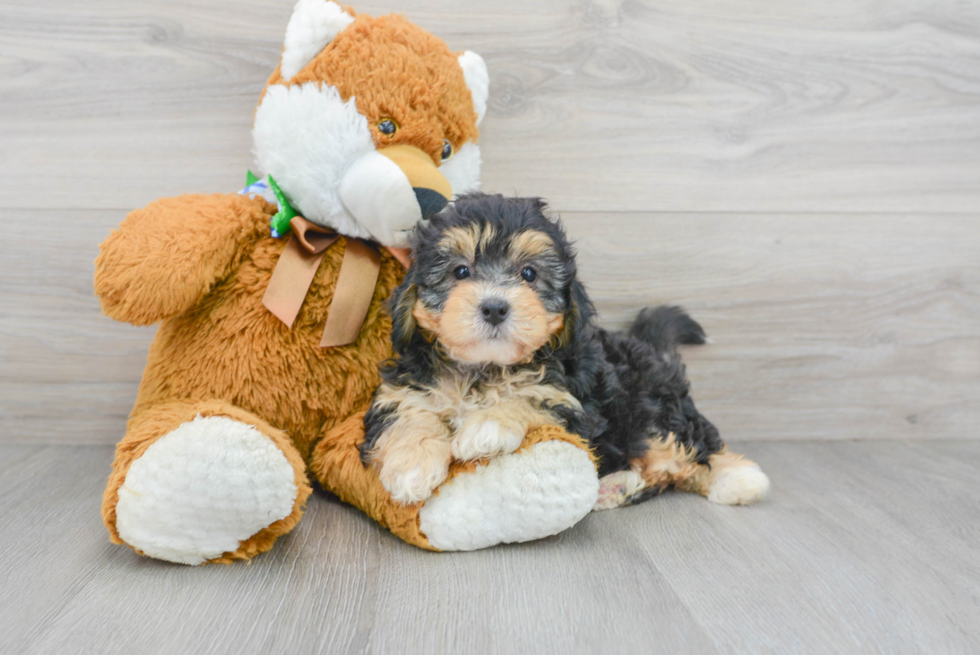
[478,223,496,252]
[438,225,479,261]
[508,230,556,260]
[439,223,501,261]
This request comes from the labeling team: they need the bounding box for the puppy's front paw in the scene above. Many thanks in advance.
[452,419,525,461]
[379,457,450,505]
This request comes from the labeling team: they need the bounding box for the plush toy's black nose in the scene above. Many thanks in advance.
[414,187,449,218]
[480,298,510,327]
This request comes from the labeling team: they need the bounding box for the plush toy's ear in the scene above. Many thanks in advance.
[280,0,355,81]
[388,281,419,354]
[457,51,489,125]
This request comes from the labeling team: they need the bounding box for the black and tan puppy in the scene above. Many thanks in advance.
[362,193,770,508]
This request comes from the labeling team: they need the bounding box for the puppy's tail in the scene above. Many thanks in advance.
[629,305,707,353]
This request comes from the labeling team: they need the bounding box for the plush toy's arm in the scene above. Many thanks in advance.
[95,193,271,325]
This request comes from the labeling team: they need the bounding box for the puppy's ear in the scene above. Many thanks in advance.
[555,279,594,351]
[388,281,419,354]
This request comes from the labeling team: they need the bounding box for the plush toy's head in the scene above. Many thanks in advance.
[252,1,488,247]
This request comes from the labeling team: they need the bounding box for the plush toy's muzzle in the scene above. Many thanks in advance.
[339,144,452,247]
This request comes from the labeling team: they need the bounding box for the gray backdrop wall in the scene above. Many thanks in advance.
[2,0,978,444]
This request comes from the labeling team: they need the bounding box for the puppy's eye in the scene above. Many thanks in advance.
[453,265,471,280]
[521,266,537,283]
[441,139,454,161]
[378,119,398,135]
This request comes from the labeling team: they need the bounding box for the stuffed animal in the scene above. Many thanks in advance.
[95,1,599,565]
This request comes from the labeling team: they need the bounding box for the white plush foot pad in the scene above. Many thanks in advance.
[708,465,771,505]
[418,440,599,551]
[115,416,298,565]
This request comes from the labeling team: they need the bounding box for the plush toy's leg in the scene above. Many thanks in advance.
[310,412,599,551]
[103,400,311,565]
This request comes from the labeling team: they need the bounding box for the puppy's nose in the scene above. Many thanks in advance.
[480,298,510,327]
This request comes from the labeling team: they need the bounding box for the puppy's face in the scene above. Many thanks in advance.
[397,196,577,366]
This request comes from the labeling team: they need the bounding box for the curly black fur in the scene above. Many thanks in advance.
[362,193,725,479]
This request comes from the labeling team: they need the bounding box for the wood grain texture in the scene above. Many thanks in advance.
[1,0,978,212]
[2,441,979,654]
[622,439,980,654]
[561,212,980,442]
[1,1,977,444]
[3,209,976,444]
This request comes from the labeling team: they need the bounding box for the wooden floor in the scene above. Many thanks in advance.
[2,440,979,654]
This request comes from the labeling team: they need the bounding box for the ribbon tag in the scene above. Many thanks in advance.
[320,239,381,347]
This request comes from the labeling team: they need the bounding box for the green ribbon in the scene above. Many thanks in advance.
[244,170,298,238]
[267,175,298,238]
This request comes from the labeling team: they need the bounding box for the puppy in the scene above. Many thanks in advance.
[362,193,770,508]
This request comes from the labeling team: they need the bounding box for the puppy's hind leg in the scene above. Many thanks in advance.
[695,449,771,506]
[630,435,770,506]
[594,469,649,510]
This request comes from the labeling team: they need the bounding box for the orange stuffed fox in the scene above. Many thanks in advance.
[95,1,599,565]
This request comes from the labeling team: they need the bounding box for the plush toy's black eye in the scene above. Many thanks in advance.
[521,266,537,283]
[378,119,398,135]
[441,139,454,161]
[453,265,471,280]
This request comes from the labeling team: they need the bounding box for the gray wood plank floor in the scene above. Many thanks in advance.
[2,441,978,654]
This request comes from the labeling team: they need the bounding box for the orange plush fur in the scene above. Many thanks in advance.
[96,9,595,562]
[96,192,405,558]
[272,11,481,162]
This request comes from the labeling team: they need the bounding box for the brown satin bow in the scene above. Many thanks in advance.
[262,216,409,347]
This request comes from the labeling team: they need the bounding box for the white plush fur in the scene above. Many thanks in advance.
[114,416,298,565]
[451,419,523,461]
[708,465,771,505]
[338,150,422,247]
[253,82,375,238]
[419,440,599,551]
[439,141,482,197]
[280,0,354,81]
[457,51,489,125]
[593,469,647,510]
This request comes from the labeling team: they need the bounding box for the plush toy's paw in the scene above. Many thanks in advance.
[418,437,599,551]
[451,418,524,461]
[114,416,299,565]
[707,464,771,505]
[377,442,452,505]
